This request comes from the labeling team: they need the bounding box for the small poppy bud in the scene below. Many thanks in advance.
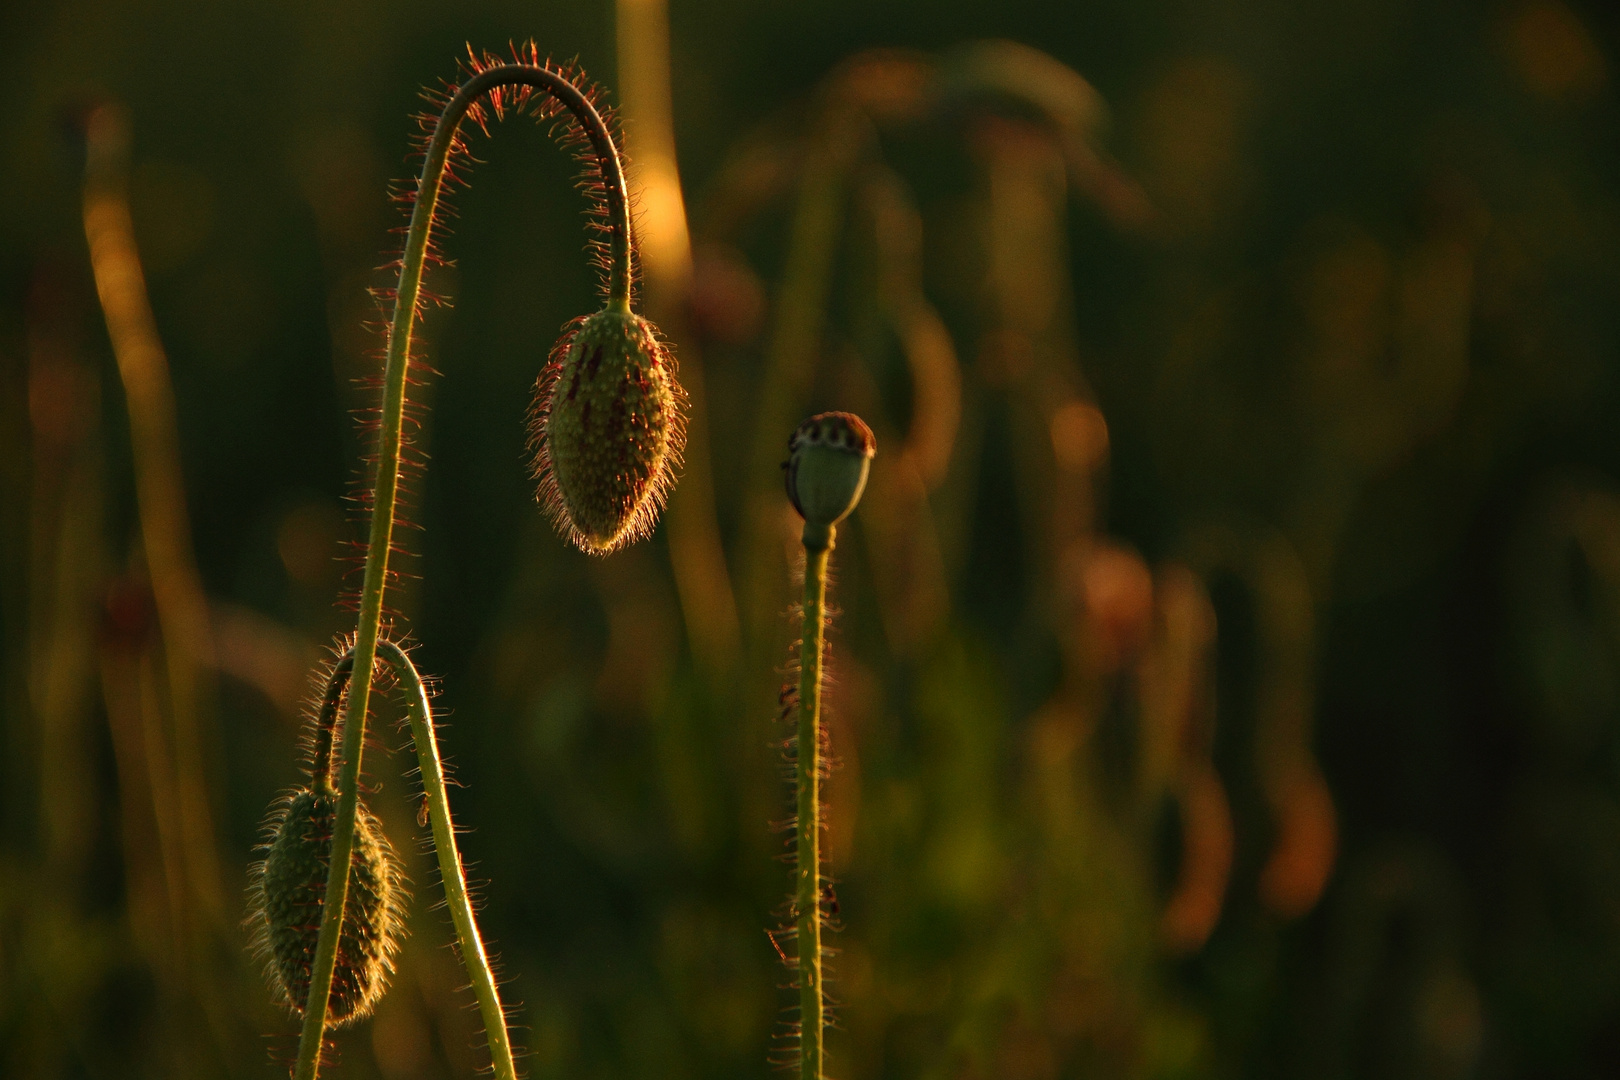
[530,307,686,554]
[785,411,876,549]
[249,788,408,1027]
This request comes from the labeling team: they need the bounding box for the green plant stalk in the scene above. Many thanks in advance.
[379,642,517,1080]
[796,536,832,1080]
[295,62,634,1080]
[309,656,353,792]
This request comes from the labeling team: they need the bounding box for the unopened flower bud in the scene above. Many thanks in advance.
[785,411,876,549]
[531,307,685,554]
[249,788,408,1027]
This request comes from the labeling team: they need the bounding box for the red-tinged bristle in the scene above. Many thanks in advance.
[344,46,636,626]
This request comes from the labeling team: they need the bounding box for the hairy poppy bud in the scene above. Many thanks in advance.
[530,307,685,554]
[249,788,408,1027]
[785,411,876,548]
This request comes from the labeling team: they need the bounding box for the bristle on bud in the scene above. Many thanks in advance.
[529,306,686,554]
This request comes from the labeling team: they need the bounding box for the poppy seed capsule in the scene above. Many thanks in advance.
[785,411,876,549]
[249,788,407,1027]
[531,307,685,554]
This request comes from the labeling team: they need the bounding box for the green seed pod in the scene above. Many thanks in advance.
[530,306,686,554]
[248,788,408,1028]
[785,411,876,548]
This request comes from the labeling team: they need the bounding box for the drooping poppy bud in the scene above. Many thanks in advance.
[785,411,876,548]
[530,307,685,554]
[249,788,408,1027]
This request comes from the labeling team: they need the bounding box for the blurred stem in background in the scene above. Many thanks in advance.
[14,260,111,1080]
[1183,522,1336,921]
[25,281,104,918]
[79,103,243,1077]
[81,103,225,931]
[616,0,741,681]
[735,82,867,645]
[847,163,959,655]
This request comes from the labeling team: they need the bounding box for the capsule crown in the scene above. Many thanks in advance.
[785,411,876,537]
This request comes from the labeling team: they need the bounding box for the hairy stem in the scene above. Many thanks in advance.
[295,62,634,1080]
[308,657,353,793]
[379,642,517,1080]
[796,535,832,1080]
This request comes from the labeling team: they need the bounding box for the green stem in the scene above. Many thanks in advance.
[308,656,353,793]
[796,534,832,1080]
[378,642,517,1080]
[294,62,634,1080]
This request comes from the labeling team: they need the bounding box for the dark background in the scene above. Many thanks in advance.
[4,0,1620,1077]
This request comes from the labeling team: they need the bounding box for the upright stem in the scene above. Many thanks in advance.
[295,63,634,1080]
[796,534,833,1080]
[379,642,517,1080]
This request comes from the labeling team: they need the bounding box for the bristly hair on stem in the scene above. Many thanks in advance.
[304,647,356,792]
[345,43,639,608]
[245,647,409,1033]
[292,48,641,1080]
[793,542,832,1080]
[777,413,873,1080]
[391,42,635,320]
[377,639,520,1080]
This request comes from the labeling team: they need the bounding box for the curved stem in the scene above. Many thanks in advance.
[378,642,518,1080]
[295,63,633,1080]
[308,657,353,794]
[796,533,833,1080]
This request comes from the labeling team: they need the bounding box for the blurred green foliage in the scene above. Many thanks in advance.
[3,0,1620,1078]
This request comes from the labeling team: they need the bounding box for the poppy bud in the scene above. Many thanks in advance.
[249,788,408,1027]
[531,307,685,554]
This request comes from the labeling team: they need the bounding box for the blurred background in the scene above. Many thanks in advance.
[4,0,1620,1077]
